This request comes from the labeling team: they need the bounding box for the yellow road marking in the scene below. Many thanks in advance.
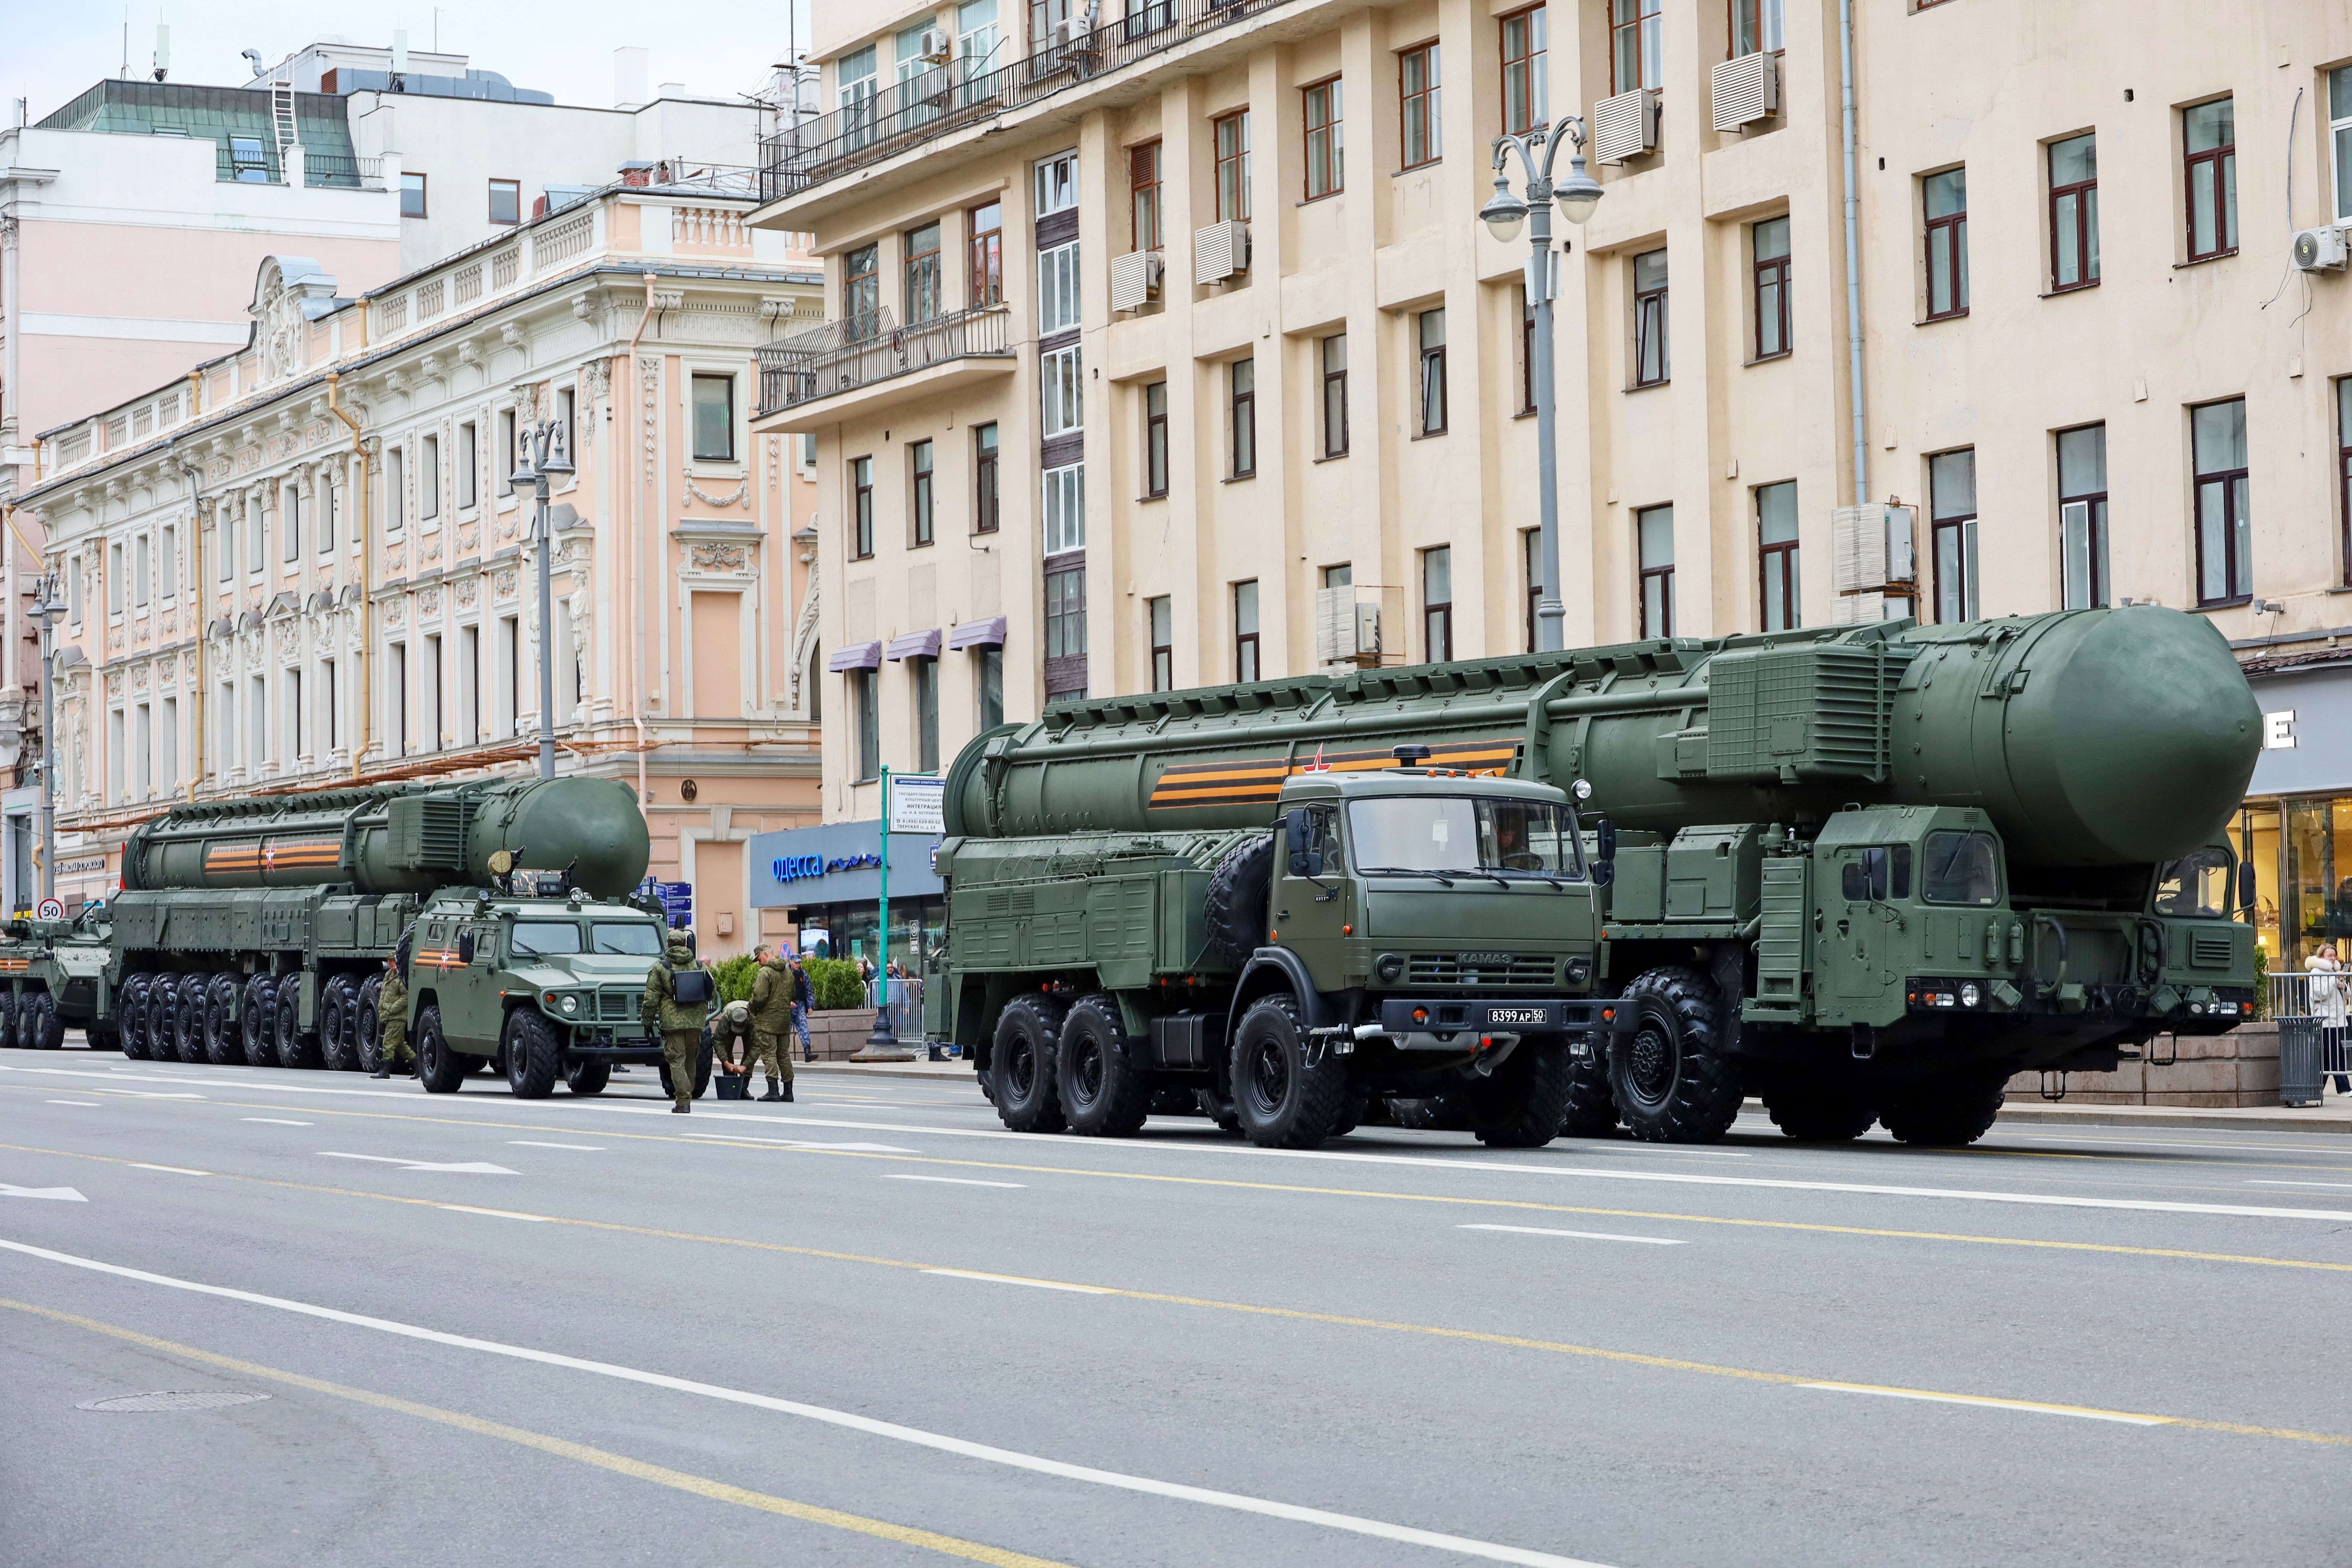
[6,1140,2349,1449]
[0,1297,1073,1567]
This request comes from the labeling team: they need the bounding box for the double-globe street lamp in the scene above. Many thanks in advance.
[1481,119,1605,654]
[24,573,64,904]
[509,419,576,782]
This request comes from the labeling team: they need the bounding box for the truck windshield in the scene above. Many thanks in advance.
[510,922,584,956]
[1349,797,1582,878]
[1922,831,2002,906]
[592,923,664,955]
[2153,847,2232,918]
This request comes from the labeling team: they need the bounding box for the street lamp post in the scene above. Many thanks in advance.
[24,574,63,904]
[509,418,575,781]
[1482,119,1605,654]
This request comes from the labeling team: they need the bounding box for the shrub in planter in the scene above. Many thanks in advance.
[803,957,869,1011]
[711,954,760,1006]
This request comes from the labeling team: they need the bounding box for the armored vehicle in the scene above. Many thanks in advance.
[0,908,116,1052]
[104,775,678,1095]
[931,606,2262,1148]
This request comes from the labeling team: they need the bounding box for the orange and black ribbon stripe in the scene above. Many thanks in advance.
[416,947,463,970]
[202,837,342,876]
[1145,738,1520,811]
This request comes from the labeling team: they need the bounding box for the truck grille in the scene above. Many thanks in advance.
[1406,954,1556,988]
[596,990,639,1021]
[2190,933,2233,969]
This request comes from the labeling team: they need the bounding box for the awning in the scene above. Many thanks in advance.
[886,629,941,662]
[827,640,883,672]
[948,616,1007,651]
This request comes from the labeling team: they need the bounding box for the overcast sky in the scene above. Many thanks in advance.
[2,1,818,125]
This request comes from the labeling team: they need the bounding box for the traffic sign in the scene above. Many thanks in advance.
[888,775,945,836]
[36,898,63,920]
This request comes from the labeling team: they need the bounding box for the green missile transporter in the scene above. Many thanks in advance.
[927,606,2262,1150]
[103,776,683,1096]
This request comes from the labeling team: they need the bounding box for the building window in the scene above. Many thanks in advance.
[1612,0,1662,94]
[400,171,427,217]
[1232,580,1261,682]
[852,670,880,781]
[1045,563,1087,669]
[692,374,735,461]
[284,488,301,559]
[2057,424,2109,610]
[913,658,940,774]
[851,456,875,559]
[1321,334,1348,457]
[2192,397,2250,606]
[1230,358,1257,478]
[1035,148,1078,216]
[107,542,122,614]
[458,421,478,509]
[1522,529,1541,651]
[1924,168,1968,319]
[2184,97,2237,262]
[910,440,935,547]
[1422,546,1453,661]
[1303,78,1344,200]
[1144,382,1169,497]
[1417,308,1448,434]
[2340,377,2352,588]
[1043,463,1085,554]
[845,243,881,337]
[1038,241,1081,334]
[386,447,404,534]
[2048,132,2099,292]
[1757,480,1800,631]
[160,525,176,600]
[499,409,518,496]
[488,178,521,225]
[1148,596,1174,691]
[974,423,1000,533]
[1637,505,1675,637]
[2332,65,2352,223]
[1214,109,1251,222]
[1632,249,1669,387]
[977,646,1003,730]
[1501,6,1547,136]
[1753,216,1790,359]
[420,435,440,523]
[1931,448,1979,623]
[1732,0,1782,54]
[904,220,943,323]
[134,534,150,606]
[1041,345,1083,438]
[557,388,574,465]
[1400,43,1441,169]
[968,200,1003,306]
[1130,141,1162,251]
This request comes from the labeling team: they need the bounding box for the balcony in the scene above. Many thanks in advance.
[216,143,386,190]
[754,305,1013,430]
[760,0,1290,203]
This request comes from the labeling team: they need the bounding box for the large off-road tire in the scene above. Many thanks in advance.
[655,1038,715,1101]
[25,990,61,1051]
[564,1059,612,1096]
[0,988,19,1049]
[1055,995,1151,1137]
[1559,1045,1619,1138]
[1760,1074,1879,1142]
[1879,1067,2008,1148]
[1330,1079,1373,1139]
[503,1009,561,1099]
[173,976,207,1063]
[1195,1090,1243,1136]
[989,995,1068,1133]
[116,977,151,1060]
[1468,1039,1577,1149]
[202,975,240,1065]
[145,982,179,1063]
[318,975,362,1072]
[274,982,324,1069]
[1229,993,1349,1150]
[354,977,384,1074]
[1610,965,1744,1144]
[1202,834,1275,967]
[242,976,279,1067]
[415,1006,467,1093]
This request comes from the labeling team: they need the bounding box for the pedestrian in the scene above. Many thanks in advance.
[710,999,756,1091]
[642,927,714,1113]
[2312,941,2350,1095]
[370,951,413,1079]
[788,951,815,1063]
[747,945,802,1101]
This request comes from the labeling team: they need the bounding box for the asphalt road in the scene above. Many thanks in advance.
[4,1041,2349,1568]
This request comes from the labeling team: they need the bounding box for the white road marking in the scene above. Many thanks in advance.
[680,1131,917,1155]
[922,1268,1109,1293]
[436,1205,549,1222]
[241,1118,313,1127]
[507,1141,603,1151]
[0,1237,1614,1568]
[316,1153,518,1175]
[126,1164,210,1176]
[45,1100,100,1107]
[1798,1382,2171,1426]
[1459,1223,1685,1246]
[886,1174,1026,1189]
[0,1184,87,1201]
[2245,1180,2352,1190]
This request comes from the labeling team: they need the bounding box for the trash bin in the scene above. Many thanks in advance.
[2278,1016,2325,1107]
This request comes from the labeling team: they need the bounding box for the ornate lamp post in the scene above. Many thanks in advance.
[508,418,575,781]
[24,573,64,903]
[1481,118,1605,653]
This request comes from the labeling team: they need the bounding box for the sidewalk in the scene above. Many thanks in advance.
[1988,1100,2352,1135]
[799,1057,975,1084]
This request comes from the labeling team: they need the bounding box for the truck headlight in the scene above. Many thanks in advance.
[560,995,580,1016]
[1960,982,1981,1008]
[1375,954,1403,983]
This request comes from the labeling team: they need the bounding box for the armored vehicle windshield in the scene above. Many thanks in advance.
[1349,796,1584,879]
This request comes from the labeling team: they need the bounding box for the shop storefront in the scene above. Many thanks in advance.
[747,817,944,975]
[2242,658,2352,974]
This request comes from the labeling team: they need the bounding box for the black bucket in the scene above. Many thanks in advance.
[715,1072,749,1101]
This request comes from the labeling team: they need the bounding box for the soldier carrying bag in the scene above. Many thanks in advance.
[670,967,713,1006]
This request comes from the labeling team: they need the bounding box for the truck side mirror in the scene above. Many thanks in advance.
[457,929,476,964]
[1591,817,1617,888]
[1285,808,1314,876]
[2239,860,2257,915]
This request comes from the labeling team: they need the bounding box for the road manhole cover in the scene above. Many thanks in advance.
[77,1390,273,1413]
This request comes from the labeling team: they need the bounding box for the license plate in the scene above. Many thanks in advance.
[1488,1007,1550,1025]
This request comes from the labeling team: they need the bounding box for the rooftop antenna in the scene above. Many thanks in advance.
[120,10,130,79]
[390,28,408,92]
[153,21,169,82]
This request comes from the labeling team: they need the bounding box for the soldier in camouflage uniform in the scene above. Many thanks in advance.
[370,951,413,1079]
[642,929,712,1113]
[746,946,801,1101]
[709,1000,756,1090]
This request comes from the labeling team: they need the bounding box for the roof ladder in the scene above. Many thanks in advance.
[271,81,297,153]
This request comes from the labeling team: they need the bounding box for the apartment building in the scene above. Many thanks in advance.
[750,0,2352,967]
[16,178,825,956]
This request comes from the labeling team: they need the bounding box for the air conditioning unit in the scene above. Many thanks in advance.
[1711,52,1779,131]
[2291,224,2348,272]
[918,28,953,63]
[1193,220,1251,283]
[1109,250,1162,312]
[1832,504,1917,594]
[1590,87,1657,164]
[1313,589,1380,664]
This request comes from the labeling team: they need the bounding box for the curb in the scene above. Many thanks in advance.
[797,1059,975,1084]
[1990,1103,2352,1135]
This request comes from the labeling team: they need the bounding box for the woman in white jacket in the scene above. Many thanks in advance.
[2312,942,2350,1095]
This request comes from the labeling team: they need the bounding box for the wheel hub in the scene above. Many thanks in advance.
[1248,1039,1290,1112]
[1626,1022,1675,1106]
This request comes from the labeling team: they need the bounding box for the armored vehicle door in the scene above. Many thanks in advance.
[1274,804,1350,992]
[1821,841,1905,1021]
[438,913,503,1053]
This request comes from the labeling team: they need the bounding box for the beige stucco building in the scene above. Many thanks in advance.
[751,0,2351,964]
[19,176,825,958]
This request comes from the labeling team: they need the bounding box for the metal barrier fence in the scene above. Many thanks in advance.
[868,976,924,1043]
[2270,970,2352,1107]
